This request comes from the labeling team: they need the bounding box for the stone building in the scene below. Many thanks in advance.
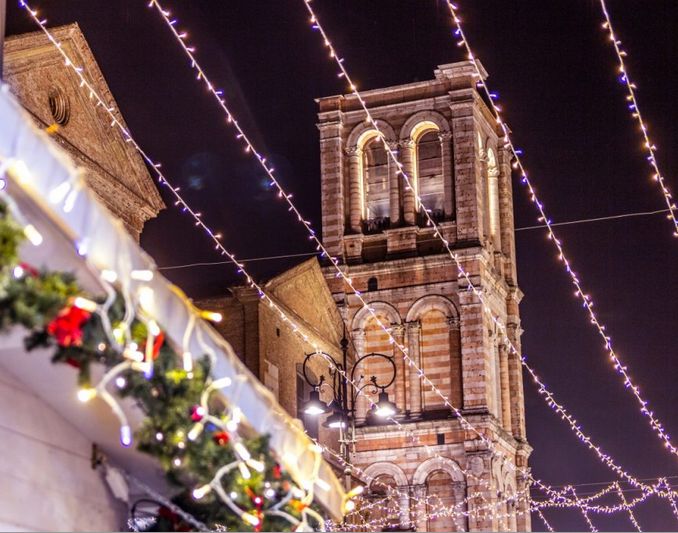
[2,23,164,239]
[0,25,164,530]
[209,62,531,531]
[316,61,531,531]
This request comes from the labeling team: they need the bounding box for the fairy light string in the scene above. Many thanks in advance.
[596,0,678,238]
[299,0,678,514]
[614,482,642,532]
[535,508,555,532]
[143,0,678,515]
[19,0,678,525]
[442,0,678,460]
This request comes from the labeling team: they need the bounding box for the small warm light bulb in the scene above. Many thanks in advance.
[344,500,356,513]
[230,491,238,500]
[192,484,212,500]
[120,425,132,447]
[23,225,43,246]
[130,269,154,281]
[101,270,118,283]
[200,310,222,323]
[173,457,182,467]
[115,376,126,388]
[13,265,24,279]
[77,388,96,403]
[241,513,260,527]
[155,432,164,441]
[73,296,97,312]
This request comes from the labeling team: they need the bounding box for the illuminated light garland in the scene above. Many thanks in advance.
[19,1,675,525]
[299,0,678,516]
[614,482,642,532]
[535,508,555,532]
[596,0,678,238]
[660,478,678,523]
[13,5,491,523]
[441,0,678,462]
[569,486,598,532]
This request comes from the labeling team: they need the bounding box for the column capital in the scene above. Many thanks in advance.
[391,323,405,336]
[344,145,362,157]
[438,131,453,142]
[447,316,460,329]
[400,138,415,149]
[405,320,421,332]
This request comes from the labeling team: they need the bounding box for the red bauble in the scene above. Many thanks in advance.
[273,464,282,479]
[212,431,230,446]
[152,331,165,360]
[190,405,205,422]
[46,305,91,347]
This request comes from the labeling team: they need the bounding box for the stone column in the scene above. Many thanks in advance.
[499,343,512,430]
[352,329,367,423]
[448,316,463,410]
[406,321,422,417]
[388,141,401,225]
[452,481,469,532]
[440,131,455,219]
[488,166,502,250]
[413,484,428,532]
[347,146,363,233]
[515,469,531,532]
[392,324,406,412]
[400,139,416,225]
[398,486,411,529]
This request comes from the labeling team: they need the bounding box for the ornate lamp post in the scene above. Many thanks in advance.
[301,334,397,489]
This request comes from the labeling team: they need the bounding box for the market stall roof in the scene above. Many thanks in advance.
[0,86,345,520]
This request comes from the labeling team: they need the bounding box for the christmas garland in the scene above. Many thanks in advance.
[0,201,320,532]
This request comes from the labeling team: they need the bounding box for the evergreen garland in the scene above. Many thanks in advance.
[0,201,319,531]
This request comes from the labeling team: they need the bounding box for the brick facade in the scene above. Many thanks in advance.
[317,62,531,531]
[2,24,164,238]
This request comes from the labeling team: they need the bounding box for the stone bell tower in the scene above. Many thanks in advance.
[317,62,531,531]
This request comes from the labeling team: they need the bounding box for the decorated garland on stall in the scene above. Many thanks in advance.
[0,201,320,532]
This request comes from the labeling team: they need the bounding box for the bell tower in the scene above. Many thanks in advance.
[317,62,531,531]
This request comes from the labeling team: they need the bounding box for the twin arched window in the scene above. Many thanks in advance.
[358,132,390,231]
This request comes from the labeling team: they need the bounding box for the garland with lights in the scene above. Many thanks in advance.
[0,200,320,532]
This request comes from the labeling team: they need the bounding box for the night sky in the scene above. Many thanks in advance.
[6,1,678,530]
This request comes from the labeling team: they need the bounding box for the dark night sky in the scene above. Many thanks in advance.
[6,1,678,530]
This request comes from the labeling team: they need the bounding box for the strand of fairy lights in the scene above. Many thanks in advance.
[142,0,675,519]
[140,3,529,505]
[300,0,678,511]
[570,486,598,532]
[2,158,324,530]
[614,482,642,532]
[442,0,678,460]
[15,7,511,526]
[660,478,678,523]
[596,0,678,238]
[15,6,510,523]
[140,0,564,518]
[21,0,671,523]
[535,508,555,532]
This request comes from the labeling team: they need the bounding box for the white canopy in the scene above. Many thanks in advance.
[0,85,344,520]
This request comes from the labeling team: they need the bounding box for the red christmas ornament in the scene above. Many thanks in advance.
[46,305,91,347]
[65,357,81,369]
[272,464,282,479]
[212,431,230,446]
[152,331,165,359]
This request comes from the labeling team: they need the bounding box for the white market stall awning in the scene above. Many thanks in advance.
[0,85,345,521]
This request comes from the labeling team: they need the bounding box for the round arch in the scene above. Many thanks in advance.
[412,456,465,485]
[399,110,450,141]
[405,294,459,323]
[352,300,402,331]
[364,462,409,488]
[346,119,397,150]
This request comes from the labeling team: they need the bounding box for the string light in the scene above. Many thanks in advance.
[441,0,678,465]
[596,0,678,238]
[300,0,678,518]
[569,486,598,532]
[18,1,677,525]
[614,482,642,532]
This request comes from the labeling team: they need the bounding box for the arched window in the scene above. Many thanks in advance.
[367,475,400,529]
[412,122,444,225]
[360,134,390,232]
[420,309,455,411]
[426,471,462,532]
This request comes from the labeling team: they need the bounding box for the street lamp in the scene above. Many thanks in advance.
[300,333,397,488]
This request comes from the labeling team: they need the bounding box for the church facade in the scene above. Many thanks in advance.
[317,62,531,531]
